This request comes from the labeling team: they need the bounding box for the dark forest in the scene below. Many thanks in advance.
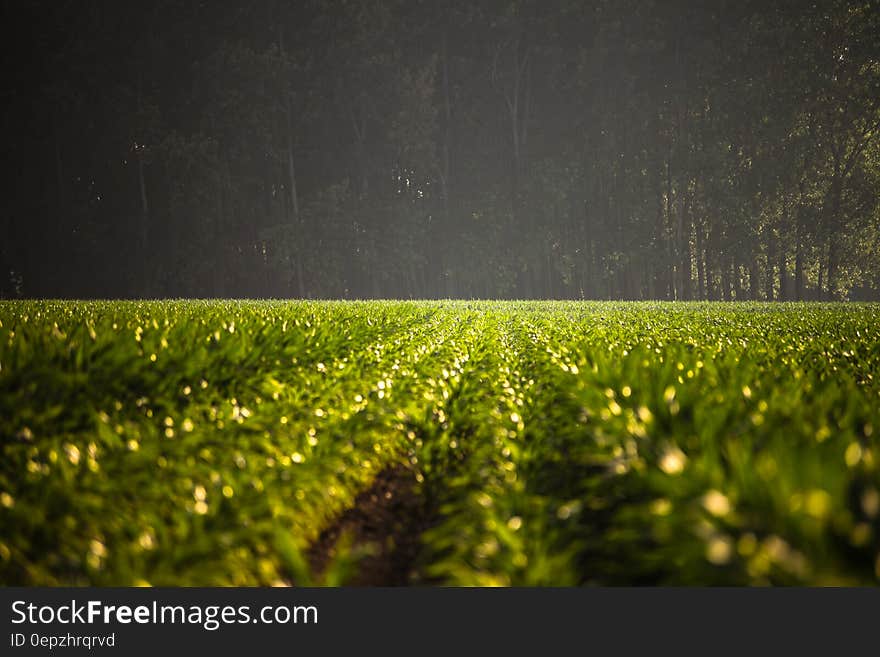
[2,0,879,300]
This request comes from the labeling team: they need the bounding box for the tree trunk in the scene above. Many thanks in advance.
[52,114,66,290]
[673,182,689,300]
[287,110,305,299]
[437,30,454,297]
[681,191,693,300]
[707,220,720,300]
[765,227,776,301]
[441,32,452,215]
[286,116,300,226]
[654,175,669,299]
[778,248,788,302]
[705,254,715,300]
[280,29,304,298]
[666,158,677,299]
[732,257,744,300]
[824,168,843,300]
[696,219,706,300]
[749,256,759,301]
[214,154,225,296]
[826,239,839,300]
[671,35,688,301]
[136,77,151,293]
[795,215,804,301]
[492,35,531,237]
[137,155,150,270]
[54,115,65,217]
[720,253,731,301]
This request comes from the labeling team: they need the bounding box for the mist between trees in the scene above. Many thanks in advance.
[2,0,879,300]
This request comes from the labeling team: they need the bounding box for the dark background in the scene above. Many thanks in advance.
[1,0,879,300]
[2,588,879,655]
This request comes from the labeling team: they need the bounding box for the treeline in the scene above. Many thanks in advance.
[2,0,879,299]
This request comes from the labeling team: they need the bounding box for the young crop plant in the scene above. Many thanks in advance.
[1,301,878,585]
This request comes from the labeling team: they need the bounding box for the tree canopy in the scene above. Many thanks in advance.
[2,0,879,299]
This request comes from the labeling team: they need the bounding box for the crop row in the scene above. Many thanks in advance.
[418,303,880,585]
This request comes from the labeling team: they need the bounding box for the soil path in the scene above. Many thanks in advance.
[307,466,430,585]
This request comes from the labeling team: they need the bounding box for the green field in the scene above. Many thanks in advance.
[1,300,879,586]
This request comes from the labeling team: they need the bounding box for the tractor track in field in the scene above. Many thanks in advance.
[307,465,432,585]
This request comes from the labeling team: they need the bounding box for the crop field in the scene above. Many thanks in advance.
[1,300,879,586]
